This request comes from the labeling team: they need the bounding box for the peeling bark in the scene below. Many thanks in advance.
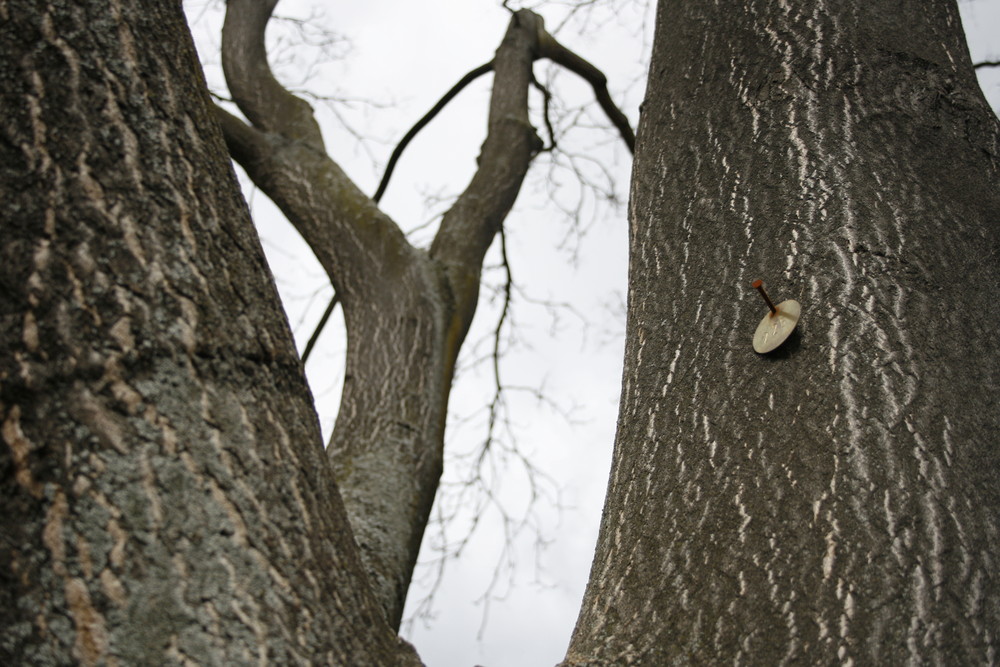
[0,1,418,664]
[565,0,1000,664]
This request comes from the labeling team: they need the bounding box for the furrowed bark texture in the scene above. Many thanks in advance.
[0,1,419,664]
[566,0,1000,664]
[219,3,547,628]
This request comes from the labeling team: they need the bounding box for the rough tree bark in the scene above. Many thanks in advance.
[565,0,1000,664]
[215,0,631,630]
[0,1,418,664]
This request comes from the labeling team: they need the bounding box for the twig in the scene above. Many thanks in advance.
[538,34,635,153]
[484,226,514,451]
[301,293,340,364]
[532,74,557,152]
[373,61,495,203]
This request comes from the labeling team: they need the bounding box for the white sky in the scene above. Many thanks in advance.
[185,1,1000,665]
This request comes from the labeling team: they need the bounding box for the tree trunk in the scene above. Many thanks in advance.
[566,0,1000,664]
[217,5,546,629]
[0,2,417,664]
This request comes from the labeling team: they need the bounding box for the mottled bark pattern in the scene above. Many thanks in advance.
[0,1,418,664]
[567,0,1000,664]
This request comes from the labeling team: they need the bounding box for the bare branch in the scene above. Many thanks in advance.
[532,74,557,151]
[300,52,489,362]
[222,0,325,150]
[485,227,515,451]
[217,6,414,306]
[538,31,635,153]
[975,60,1000,69]
[213,102,271,165]
[375,62,495,203]
[304,9,635,354]
[430,10,545,327]
[301,293,340,364]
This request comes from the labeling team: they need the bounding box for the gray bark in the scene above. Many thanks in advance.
[217,5,544,629]
[565,0,1000,664]
[216,3,616,629]
[0,1,418,664]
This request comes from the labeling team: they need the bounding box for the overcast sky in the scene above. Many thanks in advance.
[185,1,1000,665]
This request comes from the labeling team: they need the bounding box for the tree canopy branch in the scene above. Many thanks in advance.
[218,1,417,307]
[538,32,636,154]
[213,102,272,168]
[216,97,414,316]
[300,11,635,368]
[303,61,496,363]
[375,62,495,203]
[301,292,340,364]
[222,0,326,151]
[429,10,545,327]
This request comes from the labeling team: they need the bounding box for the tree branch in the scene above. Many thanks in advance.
[301,292,340,364]
[430,10,545,332]
[974,60,1000,69]
[375,62,495,203]
[532,75,557,151]
[538,32,636,154]
[218,5,415,305]
[213,102,272,168]
[303,12,636,359]
[302,60,495,361]
[485,226,514,452]
[222,0,326,150]
[427,10,634,345]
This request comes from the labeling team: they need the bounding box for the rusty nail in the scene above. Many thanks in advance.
[752,279,778,316]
